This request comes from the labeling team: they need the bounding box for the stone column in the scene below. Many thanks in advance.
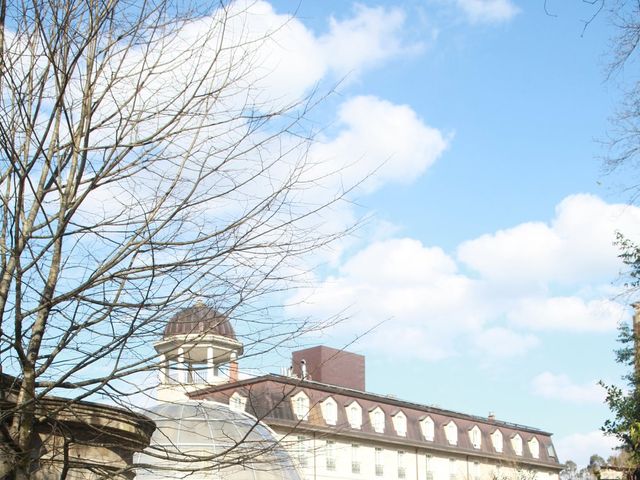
[159,354,168,384]
[229,350,238,382]
[177,347,185,384]
[207,346,215,383]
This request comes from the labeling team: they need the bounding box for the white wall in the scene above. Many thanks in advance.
[275,431,560,480]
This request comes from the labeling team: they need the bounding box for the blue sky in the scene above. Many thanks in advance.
[230,0,640,467]
[6,0,634,468]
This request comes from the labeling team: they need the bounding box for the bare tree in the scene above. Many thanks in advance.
[588,1,640,197]
[0,0,352,478]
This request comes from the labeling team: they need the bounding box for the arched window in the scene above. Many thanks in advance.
[322,397,338,426]
[444,421,458,445]
[469,425,482,449]
[421,416,435,441]
[229,392,246,412]
[347,401,362,429]
[370,407,385,433]
[511,434,523,456]
[291,391,310,421]
[393,411,407,437]
[529,437,540,458]
[491,429,503,453]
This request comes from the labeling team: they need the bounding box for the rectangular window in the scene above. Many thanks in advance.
[375,448,384,477]
[426,454,433,480]
[352,444,361,474]
[296,435,307,468]
[473,461,480,480]
[326,440,336,471]
[449,458,457,480]
[398,451,406,479]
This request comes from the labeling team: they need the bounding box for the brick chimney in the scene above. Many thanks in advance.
[292,346,365,390]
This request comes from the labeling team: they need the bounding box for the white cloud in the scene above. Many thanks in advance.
[228,1,416,103]
[291,194,637,361]
[457,194,640,288]
[456,0,520,24]
[474,328,539,358]
[288,238,481,360]
[320,5,413,78]
[531,372,605,404]
[555,431,620,465]
[311,96,449,194]
[508,297,625,332]
[73,1,436,257]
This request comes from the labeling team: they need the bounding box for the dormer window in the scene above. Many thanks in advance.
[347,401,362,429]
[393,411,407,437]
[529,437,540,459]
[491,429,503,453]
[292,391,310,421]
[444,421,458,445]
[229,392,246,412]
[511,434,523,456]
[469,425,482,449]
[421,416,435,441]
[322,397,338,426]
[547,443,556,458]
[370,407,385,433]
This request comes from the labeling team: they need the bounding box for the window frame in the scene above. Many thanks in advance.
[351,444,361,474]
[470,425,482,449]
[398,450,406,479]
[325,440,336,471]
[393,411,407,437]
[529,437,540,459]
[291,391,310,421]
[347,401,363,429]
[511,434,523,456]
[421,416,435,441]
[370,407,385,434]
[445,421,458,445]
[322,396,338,426]
[375,447,384,477]
[491,429,503,453]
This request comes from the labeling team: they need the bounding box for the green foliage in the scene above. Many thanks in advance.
[601,377,640,465]
[616,232,640,290]
[601,234,640,468]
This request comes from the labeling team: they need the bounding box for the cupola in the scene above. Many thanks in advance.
[155,303,243,402]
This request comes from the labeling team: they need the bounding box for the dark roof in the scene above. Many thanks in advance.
[192,375,562,471]
[194,374,551,436]
[163,304,236,339]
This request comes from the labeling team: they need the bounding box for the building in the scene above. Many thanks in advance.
[136,400,301,480]
[156,304,563,480]
[0,374,155,479]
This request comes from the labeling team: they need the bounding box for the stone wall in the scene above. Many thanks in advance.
[1,376,154,479]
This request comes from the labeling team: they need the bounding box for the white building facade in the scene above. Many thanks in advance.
[158,307,563,480]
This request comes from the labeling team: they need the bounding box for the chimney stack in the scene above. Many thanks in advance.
[488,412,496,421]
[291,346,365,390]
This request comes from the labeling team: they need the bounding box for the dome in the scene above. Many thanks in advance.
[136,401,301,480]
[164,304,236,339]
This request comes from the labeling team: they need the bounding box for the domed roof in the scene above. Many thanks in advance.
[163,304,236,339]
[136,401,301,480]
